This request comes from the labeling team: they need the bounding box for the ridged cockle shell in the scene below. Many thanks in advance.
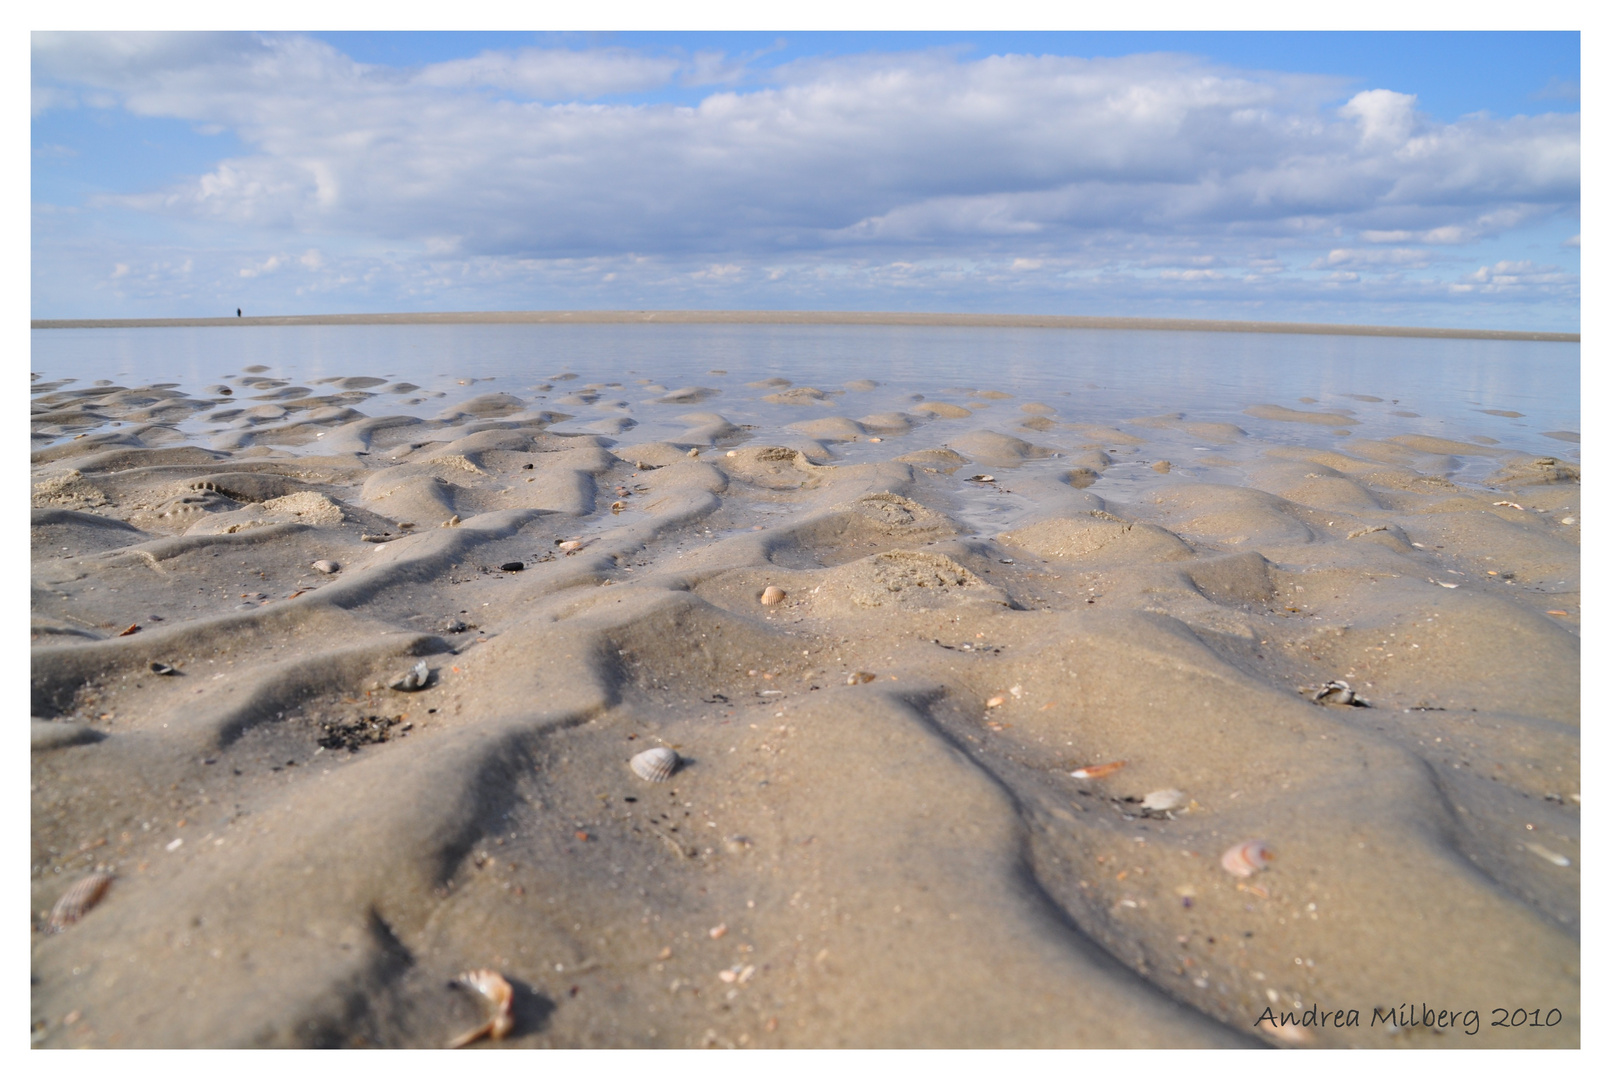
[630,746,680,782]
[49,872,113,933]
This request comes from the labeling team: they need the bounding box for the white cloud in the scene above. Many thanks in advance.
[1339,89,1418,146]
[1310,248,1432,270]
[29,33,1580,324]
[415,47,681,99]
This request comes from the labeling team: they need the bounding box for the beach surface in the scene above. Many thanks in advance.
[30,358,1579,1048]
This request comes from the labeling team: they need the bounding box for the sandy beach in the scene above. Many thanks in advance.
[30,354,1579,1048]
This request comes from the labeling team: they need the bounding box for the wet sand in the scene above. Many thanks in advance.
[30,365,1579,1048]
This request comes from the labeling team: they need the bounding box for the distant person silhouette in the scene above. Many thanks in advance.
[237,308,242,317]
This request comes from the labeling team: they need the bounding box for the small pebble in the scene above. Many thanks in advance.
[311,559,339,574]
[443,515,461,527]
[986,695,1005,708]
[558,540,584,553]
[847,671,876,685]
[709,924,728,939]
[1152,460,1171,473]
[499,561,525,572]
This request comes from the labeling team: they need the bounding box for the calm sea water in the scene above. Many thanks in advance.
[31,324,1580,465]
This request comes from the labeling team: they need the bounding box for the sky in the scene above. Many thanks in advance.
[30,30,1581,330]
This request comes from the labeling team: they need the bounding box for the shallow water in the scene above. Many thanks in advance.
[30,323,1581,461]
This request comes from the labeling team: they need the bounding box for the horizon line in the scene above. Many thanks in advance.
[29,309,1580,343]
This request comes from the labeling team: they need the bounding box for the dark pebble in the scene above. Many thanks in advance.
[499,561,525,572]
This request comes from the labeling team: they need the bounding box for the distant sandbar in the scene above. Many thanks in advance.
[30,309,1578,343]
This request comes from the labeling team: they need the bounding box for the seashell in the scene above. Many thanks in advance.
[446,968,514,1048]
[610,501,627,511]
[1220,839,1274,877]
[967,474,995,483]
[1070,761,1126,780]
[390,660,430,692]
[558,539,583,553]
[1524,842,1571,867]
[846,671,876,685]
[117,624,140,637]
[498,561,525,572]
[49,872,113,932]
[1141,788,1185,812]
[985,695,1005,709]
[311,559,339,574]
[760,586,786,605]
[1314,680,1369,707]
[443,515,461,527]
[630,746,680,782]
[149,661,179,676]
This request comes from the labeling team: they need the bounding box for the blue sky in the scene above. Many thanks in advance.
[31,31,1580,329]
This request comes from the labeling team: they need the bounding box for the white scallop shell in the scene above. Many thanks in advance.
[630,746,680,782]
[1141,788,1185,812]
[1220,839,1274,877]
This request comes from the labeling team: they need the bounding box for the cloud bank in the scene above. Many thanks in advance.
[31,33,1580,327]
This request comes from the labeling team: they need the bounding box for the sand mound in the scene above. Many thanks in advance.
[1000,514,1194,563]
[911,401,971,419]
[945,429,1053,467]
[830,549,1011,609]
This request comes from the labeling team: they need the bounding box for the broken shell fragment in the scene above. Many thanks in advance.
[149,662,179,676]
[446,969,515,1048]
[49,872,113,932]
[967,474,995,483]
[1070,761,1126,780]
[310,559,339,574]
[558,539,584,553]
[1524,842,1571,867]
[1314,680,1370,707]
[985,695,1006,709]
[631,746,680,782]
[760,586,786,605]
[1141,789,1185,813]
[1220,839,1274,877]
[846,671,876,685]
[443,515,461,527]
[390,660,430,692]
